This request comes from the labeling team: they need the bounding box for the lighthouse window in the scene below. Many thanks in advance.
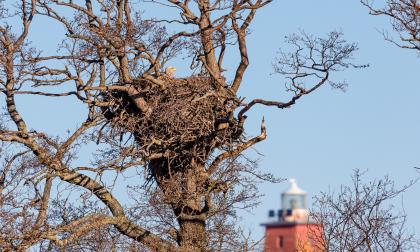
[277,236,284,248]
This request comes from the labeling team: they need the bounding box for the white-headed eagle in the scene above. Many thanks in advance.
[165,66,176,78]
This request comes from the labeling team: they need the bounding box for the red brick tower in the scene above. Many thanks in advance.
[262,179,322,252]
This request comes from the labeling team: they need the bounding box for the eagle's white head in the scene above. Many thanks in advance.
[165,66,176,77]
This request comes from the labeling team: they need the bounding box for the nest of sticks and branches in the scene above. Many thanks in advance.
[102,76,242,169]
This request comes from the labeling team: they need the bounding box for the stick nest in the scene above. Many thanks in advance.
[102,76,242,163]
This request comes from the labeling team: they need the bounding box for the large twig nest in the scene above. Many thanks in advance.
[102,76,242,163]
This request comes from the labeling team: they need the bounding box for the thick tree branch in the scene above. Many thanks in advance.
[207,117,266,175]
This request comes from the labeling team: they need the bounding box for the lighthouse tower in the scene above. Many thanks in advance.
[262,179,322,251]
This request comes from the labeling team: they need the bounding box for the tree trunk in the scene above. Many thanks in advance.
[149,159,208,251]
[179,219,206,252]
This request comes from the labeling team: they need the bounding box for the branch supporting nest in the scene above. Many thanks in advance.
[207,116,266,175]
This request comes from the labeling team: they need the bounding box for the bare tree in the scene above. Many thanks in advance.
[0,1,360,251]
[361,0,420,51]
[305,170,418,252]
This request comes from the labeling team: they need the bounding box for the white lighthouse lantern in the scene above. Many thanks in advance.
[281,178,309,223]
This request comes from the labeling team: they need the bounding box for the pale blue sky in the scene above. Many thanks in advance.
[7,0,420,243]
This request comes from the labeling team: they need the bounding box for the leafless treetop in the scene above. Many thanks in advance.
[0,1,360,251]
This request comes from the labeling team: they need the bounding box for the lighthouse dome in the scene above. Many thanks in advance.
[283,178,306,195]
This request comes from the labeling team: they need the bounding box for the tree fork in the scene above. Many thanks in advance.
[150,159,209,250]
